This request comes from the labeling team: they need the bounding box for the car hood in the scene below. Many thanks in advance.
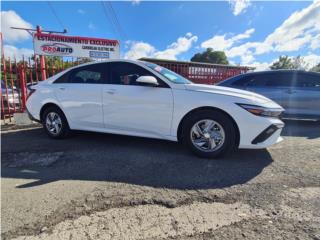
[185,84,272,104]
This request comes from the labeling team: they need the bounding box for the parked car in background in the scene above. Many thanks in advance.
[27,60,284,158]
[1,81,20,115]
[218,70,320,120]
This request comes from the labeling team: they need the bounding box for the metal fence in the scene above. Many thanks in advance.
[140,58,252,84]
[1,55,85,122]
[1,56,251,123]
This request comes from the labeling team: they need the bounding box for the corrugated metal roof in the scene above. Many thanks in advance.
[139,57,255,70]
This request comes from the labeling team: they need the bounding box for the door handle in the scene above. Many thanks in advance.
[286,89,296,94]
[59,87,66,90]
[105,89,116,94]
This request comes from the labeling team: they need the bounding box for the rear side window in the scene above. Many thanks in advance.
[235,72,298,88]
[54,72,70,83]
[265,72,297,87]
[54,63,106,84]
[296,73,320,88]
[70,69,101,84]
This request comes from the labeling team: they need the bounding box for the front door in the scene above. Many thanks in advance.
[244,72,286,107]
[102,62,174,138]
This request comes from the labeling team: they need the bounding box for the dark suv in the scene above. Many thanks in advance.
[218,70,320,120]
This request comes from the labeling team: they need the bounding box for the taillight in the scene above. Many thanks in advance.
[27,89,36,100]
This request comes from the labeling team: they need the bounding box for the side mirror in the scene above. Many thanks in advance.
[136,76,159,87]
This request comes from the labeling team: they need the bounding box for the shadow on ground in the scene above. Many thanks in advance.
[1,126,274,190]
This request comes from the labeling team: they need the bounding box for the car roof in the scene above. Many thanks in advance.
[218,69,320,85]
[243,69,320,76]
[66,59,145,68]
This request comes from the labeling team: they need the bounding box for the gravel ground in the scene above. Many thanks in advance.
[1,120,320,240]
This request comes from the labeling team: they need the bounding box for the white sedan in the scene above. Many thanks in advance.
[26,60,284,158]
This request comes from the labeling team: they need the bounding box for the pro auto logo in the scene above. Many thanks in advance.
[41,43,73,55]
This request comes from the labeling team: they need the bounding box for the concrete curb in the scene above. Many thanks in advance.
[13,112,34,125]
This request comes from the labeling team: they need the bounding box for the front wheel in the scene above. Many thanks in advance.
[181,110,237,158]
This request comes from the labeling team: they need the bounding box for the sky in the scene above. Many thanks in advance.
[1,0,320,70]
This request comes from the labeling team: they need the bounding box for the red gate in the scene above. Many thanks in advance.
[140,58,252,85]
[0,54,82,123]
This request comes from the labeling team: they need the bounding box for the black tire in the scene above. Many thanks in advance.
[181,110,237,158]
[42,106,70,139]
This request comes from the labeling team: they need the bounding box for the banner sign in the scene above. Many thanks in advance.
[33,33,120,59]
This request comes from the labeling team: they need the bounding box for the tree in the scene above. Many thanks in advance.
[310,63,320,72]
[292,55,308,70]
[270,55,294,70]
[191,48,229,65]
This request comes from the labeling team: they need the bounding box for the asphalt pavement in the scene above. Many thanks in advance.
[1,120,320,240]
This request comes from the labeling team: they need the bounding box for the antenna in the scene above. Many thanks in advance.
[11,26,67,35]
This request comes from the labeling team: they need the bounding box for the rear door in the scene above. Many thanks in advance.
[280,72,320,117]
[53,63,105,129]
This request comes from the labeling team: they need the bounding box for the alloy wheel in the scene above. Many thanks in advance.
[190,119,225,152]
[45,112,62,136]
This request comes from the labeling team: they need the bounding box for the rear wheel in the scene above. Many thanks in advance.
[42,106,70,139]
[181,110,237,158]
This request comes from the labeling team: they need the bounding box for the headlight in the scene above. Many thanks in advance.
[237,103,283,118]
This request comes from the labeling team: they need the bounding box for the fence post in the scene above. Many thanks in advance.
[18,65,27,112]
[2,54,13,122]
[8,58,17,113]
[36,26,47,80]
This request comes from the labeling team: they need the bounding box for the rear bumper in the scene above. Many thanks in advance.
[26,108,41,123]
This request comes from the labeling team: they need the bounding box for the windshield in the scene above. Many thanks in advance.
[142,62,192,84]
[217,74,244,86]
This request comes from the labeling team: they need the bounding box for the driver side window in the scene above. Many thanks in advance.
[107,62,168,88]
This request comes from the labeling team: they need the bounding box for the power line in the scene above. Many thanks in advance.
[106,1,127,40]
[47,1,67,31]
[101,1,126,41]
[101,1,118,38]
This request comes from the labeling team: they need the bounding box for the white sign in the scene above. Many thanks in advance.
[33,33,120,59]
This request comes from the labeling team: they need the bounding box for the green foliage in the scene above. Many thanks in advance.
[291,56,308,70]
[270,55,294,70]
[191,48,229,65]
[310,63,320,72]
[1,55,93,88]
[270,55,320,71]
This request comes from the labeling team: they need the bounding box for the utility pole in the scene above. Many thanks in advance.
[11,25,67,80]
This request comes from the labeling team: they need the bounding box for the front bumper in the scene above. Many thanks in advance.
[238,117,285,149]
[252,123,284,144]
